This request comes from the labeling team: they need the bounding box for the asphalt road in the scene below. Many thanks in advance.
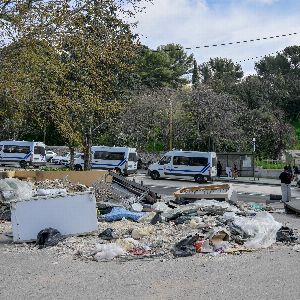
[130,173,300,204]
[1,169,300,299]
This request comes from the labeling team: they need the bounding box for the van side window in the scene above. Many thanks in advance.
[94,151,106,159]
[189,157,208,166]
[0,145,3,151]
[94,151,125,160]
[16,146,30,154]
[107,152,125,160]
[173,156,190,165]
[3,145,16,153]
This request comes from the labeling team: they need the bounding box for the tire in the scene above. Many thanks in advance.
[20,160,27,169]
[150,171,160,180]
[75,164,83,171]
[195,174,205,184]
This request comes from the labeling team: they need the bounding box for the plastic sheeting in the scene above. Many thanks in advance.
[0,178,33,202]
[103,207,145,222]
[230,212,282,249]
[94,243,125,261]
[192,199,240,213]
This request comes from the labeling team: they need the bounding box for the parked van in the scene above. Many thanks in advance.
[74,146,138,175]
[0,140,46,168]
[148,150,217,183]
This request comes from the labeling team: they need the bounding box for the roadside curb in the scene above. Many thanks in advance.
[215,178,281,186]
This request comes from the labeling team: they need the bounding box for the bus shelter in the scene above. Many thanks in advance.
[216,152,254,177]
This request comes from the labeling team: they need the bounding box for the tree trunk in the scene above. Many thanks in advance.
[69,146,75,170]
[84,130,92,170]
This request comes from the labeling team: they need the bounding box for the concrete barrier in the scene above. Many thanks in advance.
[0,171,16,179]
[0,170,109,186]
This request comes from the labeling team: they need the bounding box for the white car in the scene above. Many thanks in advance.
[61,153,83,166]
[52,152,70,165]
[46,151,57,162]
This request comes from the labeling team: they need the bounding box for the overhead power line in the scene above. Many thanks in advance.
[236,50,283,63]
[150,31,299,52]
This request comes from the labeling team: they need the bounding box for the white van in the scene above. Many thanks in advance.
[148,150,217,183]
[0,141,46,168]
[74,146,138,175]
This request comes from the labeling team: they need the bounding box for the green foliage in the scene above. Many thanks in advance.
[192,59,200,86]
[255,46,300,120]
[136,44,194,88]
[255,160,286,170]
[199,57,243,93]
[292,120,300,149]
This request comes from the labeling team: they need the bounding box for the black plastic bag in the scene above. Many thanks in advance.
[276,226,297,243]
[172,235,199,257]
[36,228,64,248]
[98,228,117,240]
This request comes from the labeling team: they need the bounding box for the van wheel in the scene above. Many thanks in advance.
[75,164,83,171]
[150,171,160,180]
[195,174,205,184]
[20,160,27,169]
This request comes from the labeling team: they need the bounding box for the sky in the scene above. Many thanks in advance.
[133,0,300,75]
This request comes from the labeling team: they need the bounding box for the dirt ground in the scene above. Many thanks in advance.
[0,212,299,300]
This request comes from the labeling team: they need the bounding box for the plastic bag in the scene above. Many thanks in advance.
[0,178,33,202]
[231,212,282,249]
[103,207,145,222]
[152,202,172,213]
[172,235,199,257]
[94,243,125,261]
[36,228,64,248]
[98,228,117,240]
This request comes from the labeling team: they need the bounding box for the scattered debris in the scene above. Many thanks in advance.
[276,226,297,243]
[102,207,145,222]
[98,228,117,240]
[1,176,299,263]
[36,228,64,248]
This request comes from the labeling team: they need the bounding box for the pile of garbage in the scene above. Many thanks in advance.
[1,177,299,262]
[4,197,299,262]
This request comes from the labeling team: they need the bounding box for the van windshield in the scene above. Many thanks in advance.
[159,156,171,165]
[128,153,137,162]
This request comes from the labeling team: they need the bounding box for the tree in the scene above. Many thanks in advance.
[199,57,243,93]
[255,46,300,120]
[0,0,150,169]
[181,86,246,152]
[135,44,194,88]
[192,59,200,86]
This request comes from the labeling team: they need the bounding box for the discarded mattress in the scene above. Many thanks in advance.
[174,184,236,201]
[10,191,98,242]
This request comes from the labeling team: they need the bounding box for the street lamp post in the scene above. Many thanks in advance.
[169,98,173,150]
[252,137,256,180]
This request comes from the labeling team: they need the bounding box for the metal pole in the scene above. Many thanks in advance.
[252,138,256,181]
[169,99,173,150]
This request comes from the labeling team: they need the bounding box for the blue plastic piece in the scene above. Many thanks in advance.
[103,207,145,222]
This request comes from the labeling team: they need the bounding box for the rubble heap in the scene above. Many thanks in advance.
[1,177,299,262]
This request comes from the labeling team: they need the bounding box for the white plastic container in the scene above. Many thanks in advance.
[10,191,98,242]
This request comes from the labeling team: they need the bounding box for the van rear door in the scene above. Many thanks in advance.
[33,144,46,163]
